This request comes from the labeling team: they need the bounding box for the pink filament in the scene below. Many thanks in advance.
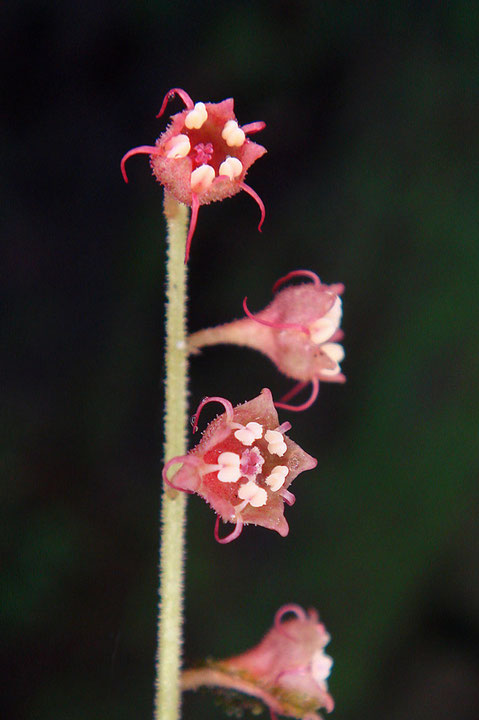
[241,121,266,134]
[272,269,321,294]
[274,603,307,636]
[280,488,296,506]
[214,516,244,544]
[242,297,311,334]
[121,145,161,183]
[318,371,346,384]
[275,378,319,412]
[275,421,292,434]
[239,182,265,232]
[156,87,194,118]
[184,193,200,264]
[192,395,235,433]
[162,455,200,494]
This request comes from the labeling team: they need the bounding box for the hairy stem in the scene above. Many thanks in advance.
[155,192,189,720]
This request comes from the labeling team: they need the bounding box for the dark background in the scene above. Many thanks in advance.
[2,2,479,719]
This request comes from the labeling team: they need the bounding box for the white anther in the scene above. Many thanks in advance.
[234,421,263,446]
[310,297,343,345]
[238,480,268,507]
[319,342,345,377]
[185,102,208,130]
[310,318,336,345]
[219,156,243,180]
[165,134,191,159]
[265,465,289,492]
[312,650,334,684]
[322,342,345,363]
[221,120,246,147]
[265,430,287,457]
[326,296,342,323]
[190,164,215,193]
[217,452,242,483]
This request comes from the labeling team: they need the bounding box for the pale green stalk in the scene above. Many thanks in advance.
[154,192,189,720]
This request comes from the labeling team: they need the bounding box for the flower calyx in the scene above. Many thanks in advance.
[188,270,346,411]
[181,603,334,720]
[162,389,317,543]
[121,87,267,262]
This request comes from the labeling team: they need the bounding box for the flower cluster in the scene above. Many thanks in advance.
[121,88,267,262]
[189,270,345,410]
[163,389,317,542]
[182,603,334,720]
[125,88,341,720]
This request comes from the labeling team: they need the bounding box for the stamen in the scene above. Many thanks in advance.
[214,516,244,544]
[325,296,343,323]
[265,430,287,457]
[238,480,267,507]
[218,156,243,180]
[190,164,215,193]
[265,465,289,491]
[217,452,242,483]
[233,421,263,446]
[241,120,266,134]
[280,488,296,506]
[321,342,345,364]
[310,297,343,344]
[311,651,334,684]
[185,101,208,129]
[318,362,340,377]
[310,318,336,345]
[165,134,191,159]
[221,119,246,147]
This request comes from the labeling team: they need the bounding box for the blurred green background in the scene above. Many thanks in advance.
[2,2,479,719]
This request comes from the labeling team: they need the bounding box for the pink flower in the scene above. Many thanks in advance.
[188,270,345,411]
[162,389,317,543]
[181,603,334,720]
[121,87,267,262]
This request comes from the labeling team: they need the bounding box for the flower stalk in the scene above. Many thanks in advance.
[155,191,189,720]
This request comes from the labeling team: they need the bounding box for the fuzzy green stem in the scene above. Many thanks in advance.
[155,192,189,720]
